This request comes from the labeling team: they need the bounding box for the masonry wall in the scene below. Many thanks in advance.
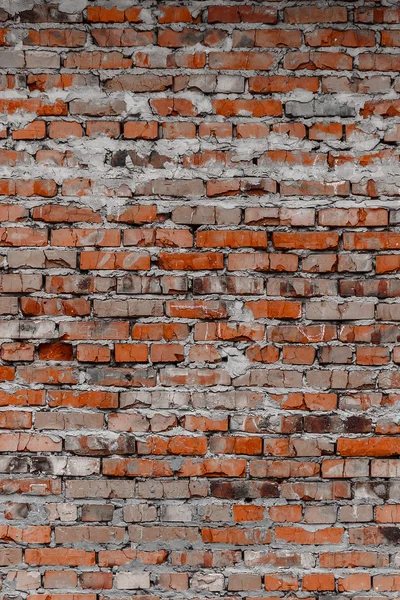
[0,0,400,597]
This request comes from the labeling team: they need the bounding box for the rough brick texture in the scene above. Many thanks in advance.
[0,0,400,597]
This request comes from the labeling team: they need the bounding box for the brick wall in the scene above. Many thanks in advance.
[0,0,399,597]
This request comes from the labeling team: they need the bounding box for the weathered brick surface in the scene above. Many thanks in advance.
[0,0,399,596]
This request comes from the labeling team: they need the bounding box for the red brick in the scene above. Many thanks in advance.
[303,574,335,591]
[306,29,375,47]
[273,232,339,250]
[24,29,86,47]
[213,99,282,116]
[49,121,83,138]
[12,121,46,140]
[208,6,277,23]
[285,51,352,70]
